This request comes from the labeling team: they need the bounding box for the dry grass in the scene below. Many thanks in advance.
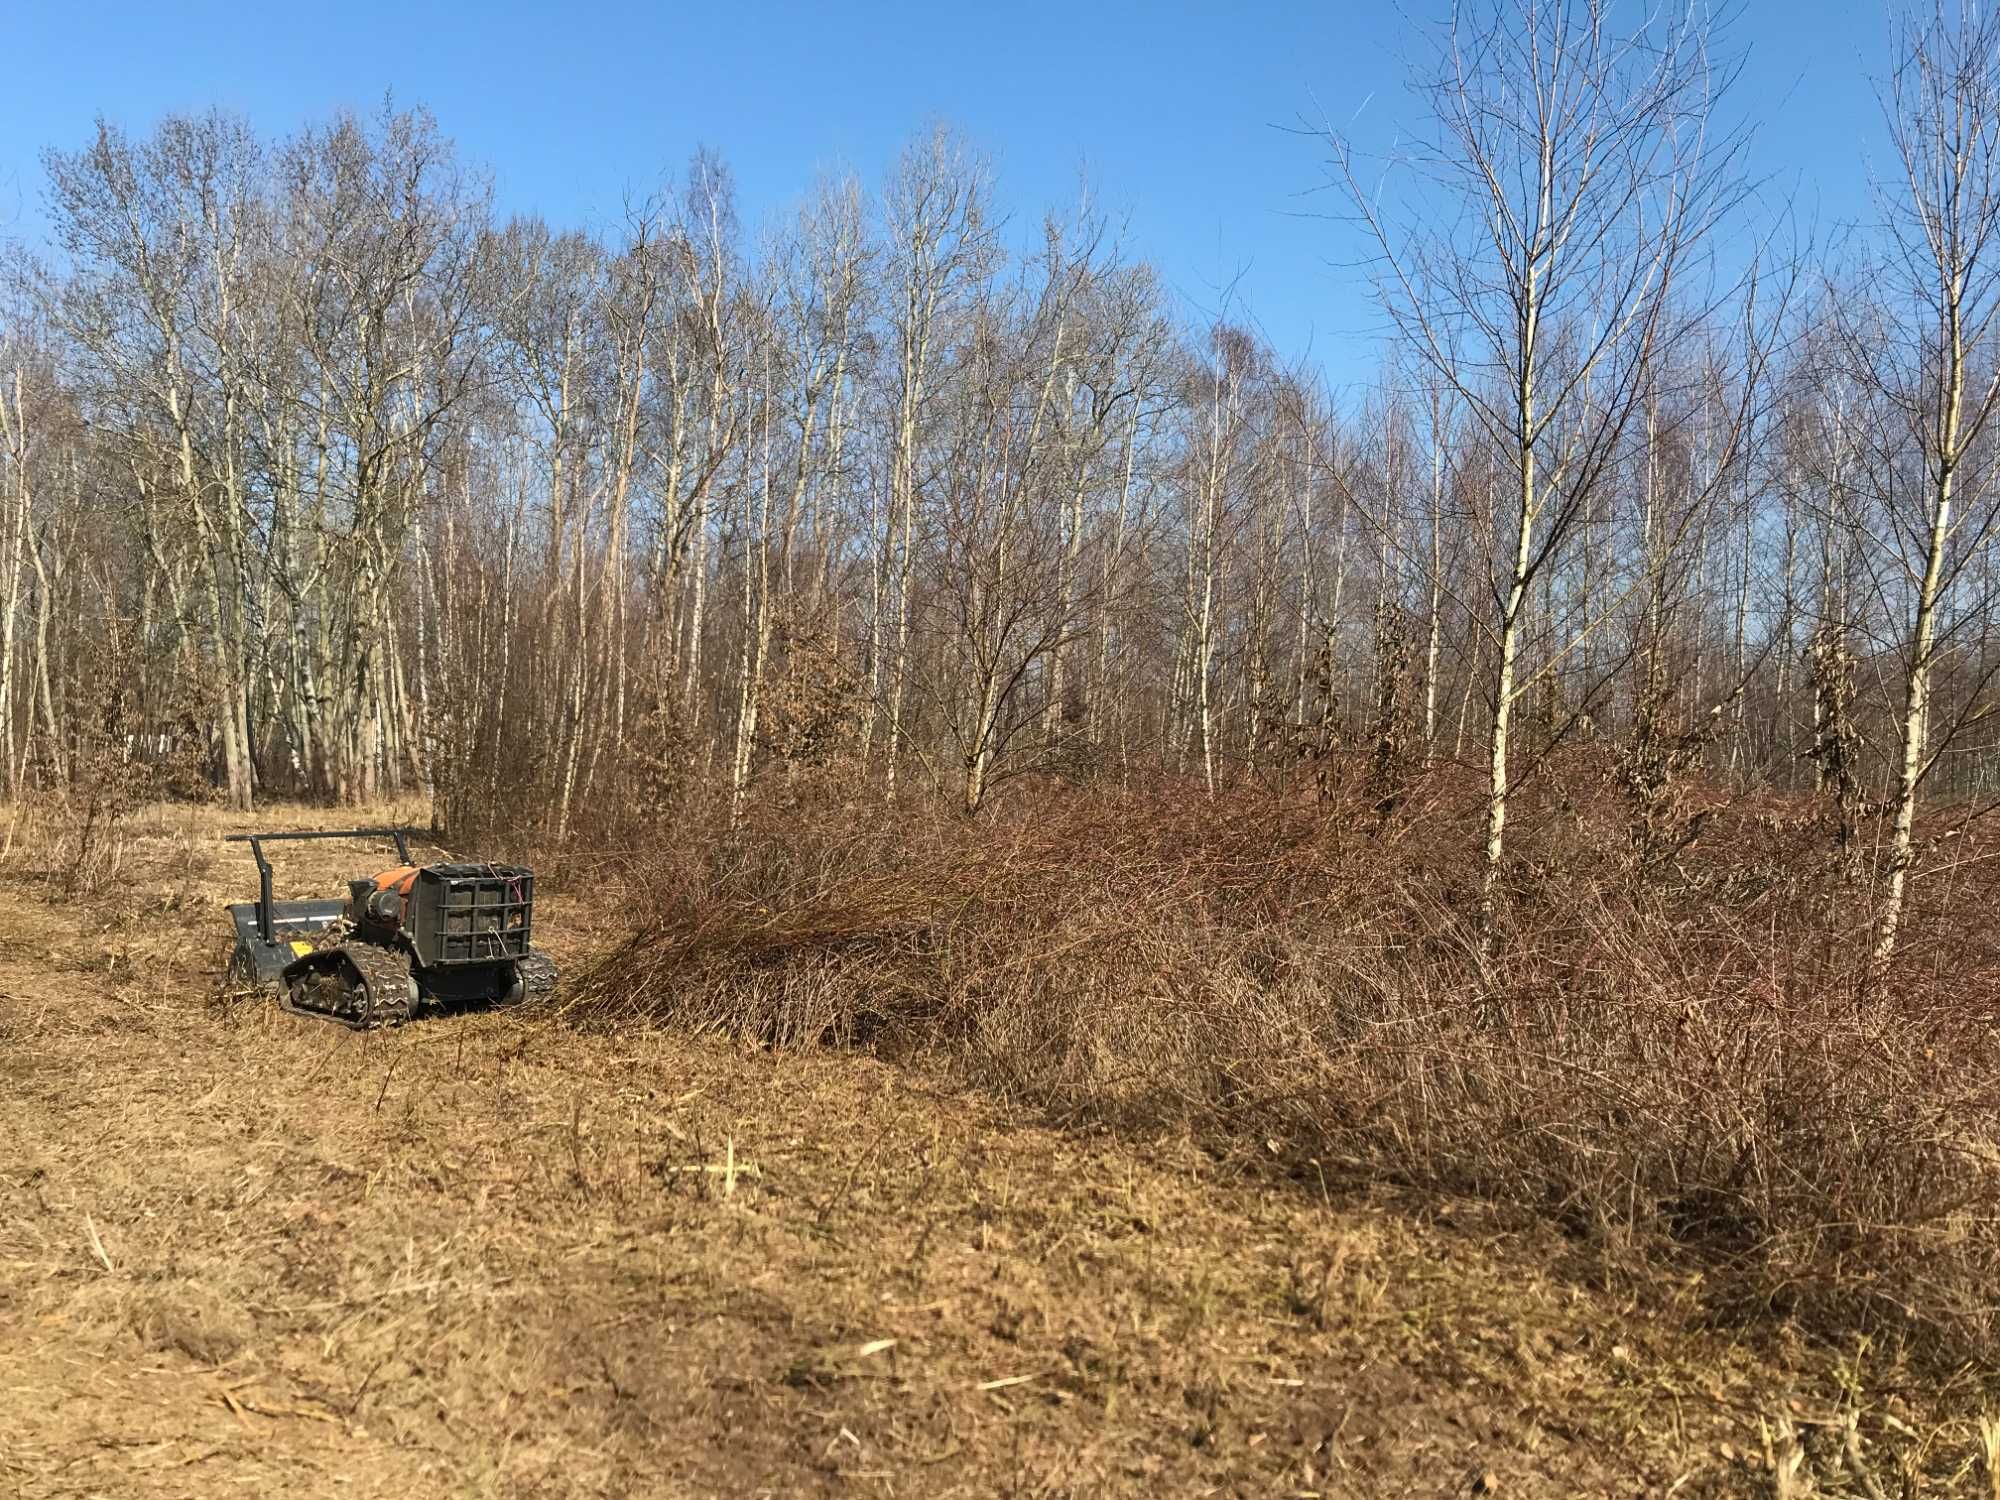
[569,764,2000,1373]
[2,793,1998,1495]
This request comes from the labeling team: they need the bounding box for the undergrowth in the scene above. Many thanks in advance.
[565,758,2000,1367]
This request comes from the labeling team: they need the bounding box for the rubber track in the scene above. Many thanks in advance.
[283,942,417,1030]
[515,950,559,1001]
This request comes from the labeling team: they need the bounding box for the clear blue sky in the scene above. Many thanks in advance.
[1,0,1894,389]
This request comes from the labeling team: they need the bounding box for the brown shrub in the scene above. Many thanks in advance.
[565,758,2000,1362]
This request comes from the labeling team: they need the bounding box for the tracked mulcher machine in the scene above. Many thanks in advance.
[223,827,557,1029]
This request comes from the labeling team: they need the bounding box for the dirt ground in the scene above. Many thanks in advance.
[1,805,1993,1498]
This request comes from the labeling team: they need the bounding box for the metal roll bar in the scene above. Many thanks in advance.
[224,828,417,943]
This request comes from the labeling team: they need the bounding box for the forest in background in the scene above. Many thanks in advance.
[2,0,2000,951]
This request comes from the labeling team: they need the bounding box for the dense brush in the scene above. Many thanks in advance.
[568,761,2000,1363]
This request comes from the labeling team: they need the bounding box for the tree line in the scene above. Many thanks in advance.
[4,0,2000,956]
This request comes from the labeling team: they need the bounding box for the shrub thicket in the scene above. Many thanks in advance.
[567,759,2000,1362]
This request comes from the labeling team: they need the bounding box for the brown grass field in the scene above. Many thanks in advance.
[2,796,1998,1497]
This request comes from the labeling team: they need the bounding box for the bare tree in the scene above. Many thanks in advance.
[729,176,870,817]
[43,112,269,807]
[1327,0,1748,933]
[278,104,490,803]
[0,347,31,794]
[1837,0,2000,960]
[876,126,998,794]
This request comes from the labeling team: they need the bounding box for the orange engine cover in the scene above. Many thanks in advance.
[370,865,422,899]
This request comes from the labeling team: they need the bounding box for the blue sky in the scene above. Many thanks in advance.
[2,1,1893,388]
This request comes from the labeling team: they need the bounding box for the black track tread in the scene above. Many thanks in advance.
[284,942,416,1030]
[514,950,559,1002]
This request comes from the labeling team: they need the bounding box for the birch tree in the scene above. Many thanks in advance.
[1841,0,2000,960]
[43,112,265,807]
[877,127,997,792]
[1328,0,1747,932]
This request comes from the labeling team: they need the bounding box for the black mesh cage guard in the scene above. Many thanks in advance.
[407,864,535,967]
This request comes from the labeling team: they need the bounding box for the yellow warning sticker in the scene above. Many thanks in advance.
[289,940,315,957]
